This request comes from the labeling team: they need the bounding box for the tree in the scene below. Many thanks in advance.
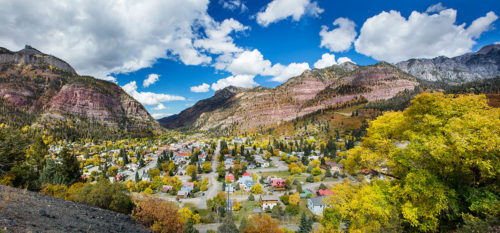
[135,171,140,182]
[298,212,312,233]
[108,166,119,177]
[75,179,134,214]
[59,147,81,185]
[296,182,303,193]
[340,93,500,232]
[186,165,197,177]
[320,208,342,232]
[239,217,249,233]
[250,183,263,194]
[184,218,199,233]
[218,211,238,233]
[242,214,284,233]
[132,197,184,233]
[289,192,300,205]
[202,162,212,173]
[248,193,255,201]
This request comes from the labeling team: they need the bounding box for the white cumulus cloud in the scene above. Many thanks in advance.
[0,0,253,80]
[313,53,355,69]
[153,103,166,110]
[314,53,337,69]
[426,2,447,13]
[151,113,173,119]
[337,57,353,64]
[354,8,498,63]
[219,0,247,12]
[266,62,310,82]
[211,74,256,91]
[190,83,210,93]
[256,0,323,27]
[320,17,357,52]
[143,73,160,87]
[122,81,185,106]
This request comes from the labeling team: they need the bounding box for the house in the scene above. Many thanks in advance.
[238,176,255,192]
[271,179,287,191]
[181,182,194,193]
[317,189,334,196]
[300,189,314,198]
[308,196,329,215]
[225,183,235,193]
[260,195,279,210]
[177,190,188,198]
[161,185,173,193]
[225,174,235,182]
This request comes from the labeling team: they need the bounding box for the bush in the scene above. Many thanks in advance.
[285,204,300,216]
[306,175,314,183]
[75,179,134,214]
[132,197,184,233]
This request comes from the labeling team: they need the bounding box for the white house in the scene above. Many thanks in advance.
[260,196,279,210]
[308,196,329,215]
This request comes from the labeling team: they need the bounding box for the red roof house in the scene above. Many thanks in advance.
[317,189,334,196]
[225,173,235,182]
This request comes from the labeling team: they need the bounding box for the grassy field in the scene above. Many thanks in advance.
[232,200,259,222]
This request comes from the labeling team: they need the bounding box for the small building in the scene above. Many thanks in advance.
[308,196,329,215]
[271,179,287,191]
[300,189,314,198]
[225,174,235,182]
[177,190,188,199]
[161,185,173,193]
[317,189,334,196]
[260,195,279,210]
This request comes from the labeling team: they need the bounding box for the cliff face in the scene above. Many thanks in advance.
[396,44,500,84]
[161,62,418,131]
[0,45,76,73]
[0,46,160,137]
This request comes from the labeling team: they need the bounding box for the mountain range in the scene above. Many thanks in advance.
[0,45,160,139]
[0,44,498,136]
[161,44,500,131]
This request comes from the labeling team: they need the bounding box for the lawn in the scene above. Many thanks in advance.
[232,200,259,222]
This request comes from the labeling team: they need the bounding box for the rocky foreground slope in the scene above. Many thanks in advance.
[396,44,500,84]
[0,185,150,233]
[161,62,419,131]
[0,45,160,138]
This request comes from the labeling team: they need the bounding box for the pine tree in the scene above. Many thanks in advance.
[59,147,81,185]
[298,211,312,233]
[135,171,140,182]
[239,217,249,232]
[184,218,199,233]
[218,211,238,233]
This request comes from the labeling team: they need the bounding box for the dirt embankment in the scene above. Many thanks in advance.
[0,185,150,233]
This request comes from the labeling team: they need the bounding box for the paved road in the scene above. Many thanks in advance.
[157,141,222,209]
[125,153,158,181]
[247,157,288,173]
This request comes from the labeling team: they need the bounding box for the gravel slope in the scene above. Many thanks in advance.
[0,185,150,233]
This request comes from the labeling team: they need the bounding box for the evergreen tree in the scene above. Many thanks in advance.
[37,159,65,185]
[59,147,81,185]
[218,211,238,233]
[239,217,249,232]
[298,211,312,233]
[135,171,140,182]
[184,218,199,233]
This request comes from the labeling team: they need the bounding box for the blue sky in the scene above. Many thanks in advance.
[1,0,499,118]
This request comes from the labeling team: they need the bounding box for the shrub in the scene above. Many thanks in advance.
[132,197,184,233]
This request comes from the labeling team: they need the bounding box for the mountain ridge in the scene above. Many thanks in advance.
[396,44,500,84]
[160,61,418,131]
[0,46,160,139]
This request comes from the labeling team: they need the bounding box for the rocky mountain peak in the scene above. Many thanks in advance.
[0,45,76,74]
[396,43,500,84]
